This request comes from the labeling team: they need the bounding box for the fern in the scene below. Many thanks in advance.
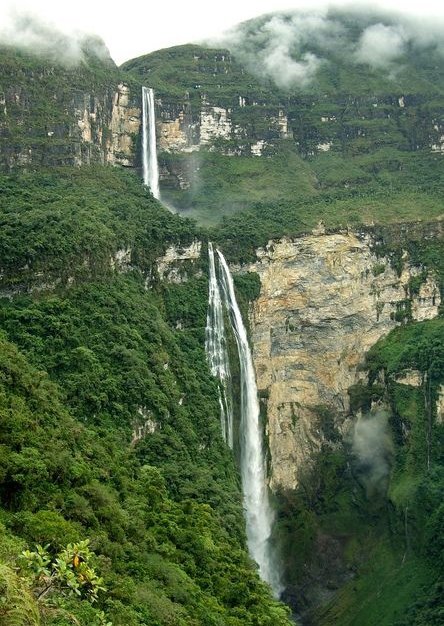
[0,563,40,626]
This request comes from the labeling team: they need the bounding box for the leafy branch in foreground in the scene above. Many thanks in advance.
[19,540,110,625]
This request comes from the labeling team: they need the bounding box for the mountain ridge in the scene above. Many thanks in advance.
[0,8,443,625]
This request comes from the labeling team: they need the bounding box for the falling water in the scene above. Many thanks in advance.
[205,243,234,448]
[217,249,281,596]
[142,86,160,199]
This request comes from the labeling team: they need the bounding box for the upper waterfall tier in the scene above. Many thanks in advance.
[142,86,160,199]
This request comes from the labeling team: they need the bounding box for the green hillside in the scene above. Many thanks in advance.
[0,166,292,625]
[0,7,443,626]
[122,9,444,225]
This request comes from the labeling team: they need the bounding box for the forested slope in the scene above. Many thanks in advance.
[0,8,443,625]
[0,166,292,625]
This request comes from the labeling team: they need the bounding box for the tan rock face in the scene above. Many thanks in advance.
[74,94,106,165]
[156,102,289,159]
[246,233,440,491]
[200,106,232,144]
[159,105,235,154]
[156,241,202,283]
[77,107,93,143]
[73,83,139,166]
[107,83,140,166]
[395,369,423,387]
[159,115,192,153]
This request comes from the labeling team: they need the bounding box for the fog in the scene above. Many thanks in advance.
[214,7,444,89]
[0,12,110,66]
[352,408,394,498]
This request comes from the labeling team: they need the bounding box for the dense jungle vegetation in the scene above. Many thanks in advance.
[1,8,444,625]
[274,317,444,626]
[0,166,292,625]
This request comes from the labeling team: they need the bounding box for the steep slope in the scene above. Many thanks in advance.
[0,8,443,625]
[309,318,444,626]
[245,228,441,492]
[227,223,443,623]
[0,166,292,625]
[0,42,139,170]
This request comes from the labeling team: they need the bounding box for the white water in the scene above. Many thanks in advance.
[205,243,234,448]
[217,249,281,595]
[142,86,160,199]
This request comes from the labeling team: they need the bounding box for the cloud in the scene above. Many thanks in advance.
[217,11,337,89]
[257,13,341,88]
[0,11,111,66]
[352,408,394,498]
[402,15,444,57]
[355,23,406,69]
[265,50,320,90]
[213,10,358,89]
[211,7,444,90]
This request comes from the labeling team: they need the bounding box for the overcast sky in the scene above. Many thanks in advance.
[2,0,444,65]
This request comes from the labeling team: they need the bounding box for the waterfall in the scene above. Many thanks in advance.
[216,248,281,596]
[142,86,160,199]
[205,243,234,448]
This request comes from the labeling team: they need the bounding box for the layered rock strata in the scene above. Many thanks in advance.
[246,232,440,491]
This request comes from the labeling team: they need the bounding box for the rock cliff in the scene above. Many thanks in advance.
[119,40,444,219]
[2,39,443,207]
[0,48,140,170]
[246,230,441,491]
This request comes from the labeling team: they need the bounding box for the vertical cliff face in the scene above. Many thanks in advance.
[124,45,444,162]
[157,93,444,159]
[156,241,203,283]
[246,230,441,491]
[71,87,122,166]
[106,83,140,166]
[2,81,141,169]
[158,99,290,157]
[118,41,444,222]
[0,48,141,170]
[121,44,292,182]
[287,93,444,158]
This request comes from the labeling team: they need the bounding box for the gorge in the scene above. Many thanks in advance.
[0,6,443,626]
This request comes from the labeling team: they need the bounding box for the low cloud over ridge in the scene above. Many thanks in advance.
[212,6,444,89]
[0,11,111,66]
